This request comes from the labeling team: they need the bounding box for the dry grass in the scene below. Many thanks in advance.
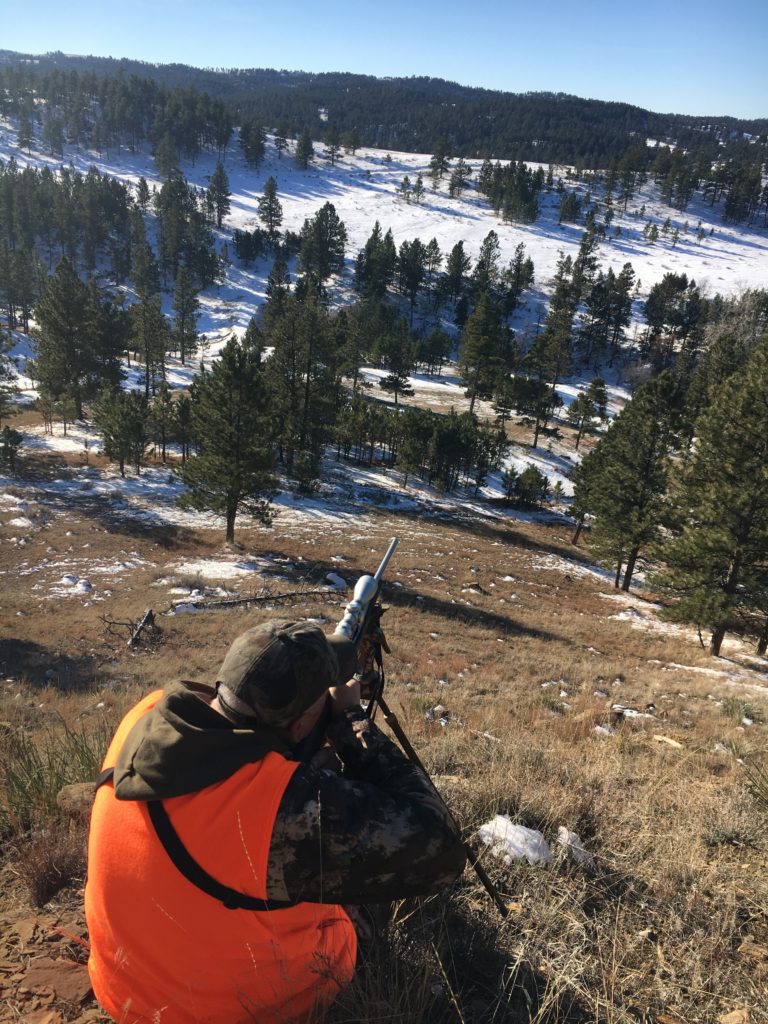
[2,431,768,1022]
[13,818,88,907]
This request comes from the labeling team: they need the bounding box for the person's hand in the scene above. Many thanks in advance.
[328,678,361,716]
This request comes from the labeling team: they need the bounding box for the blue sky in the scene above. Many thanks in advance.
[2,0,766,119]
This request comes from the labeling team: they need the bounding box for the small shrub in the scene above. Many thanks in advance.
[174,572,207,592]
[743,750,768,816]
[721,696,765,724]
[15,820,87,906]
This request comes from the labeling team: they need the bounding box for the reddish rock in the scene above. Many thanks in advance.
[22,957,92,1005]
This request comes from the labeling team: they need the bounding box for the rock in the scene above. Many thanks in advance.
[23,1011,64,1024]
[56,783,95,819]
[21,957,92,1004]
[718,1010,749,1024]
[653,735,684,749]
[13,918,38,947]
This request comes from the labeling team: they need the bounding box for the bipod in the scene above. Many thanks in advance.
[367,644,509,919]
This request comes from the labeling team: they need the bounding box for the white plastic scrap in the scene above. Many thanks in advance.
[477,816,552,866]
[594,724,615,737]
[556,826,595,870]
[426,704,450,726]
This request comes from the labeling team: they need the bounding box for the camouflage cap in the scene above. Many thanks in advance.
[215,619,358,727]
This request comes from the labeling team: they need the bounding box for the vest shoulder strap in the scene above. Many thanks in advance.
[94,769,295,912]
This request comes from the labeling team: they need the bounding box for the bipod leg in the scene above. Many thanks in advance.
[376,695,509,920]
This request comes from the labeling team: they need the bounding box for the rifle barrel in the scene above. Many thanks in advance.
[372,537,398,584]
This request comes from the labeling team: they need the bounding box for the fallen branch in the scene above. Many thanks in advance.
[99,614,135,640]
[164,586,335,614]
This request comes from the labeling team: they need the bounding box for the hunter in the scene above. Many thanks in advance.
[85,619,466,1023]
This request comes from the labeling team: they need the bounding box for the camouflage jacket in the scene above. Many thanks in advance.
[266,706,467,903]
[110,682,466,907]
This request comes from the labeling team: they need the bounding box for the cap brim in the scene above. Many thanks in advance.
[327,634,358,683]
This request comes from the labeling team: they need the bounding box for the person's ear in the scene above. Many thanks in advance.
[287,712,308,745]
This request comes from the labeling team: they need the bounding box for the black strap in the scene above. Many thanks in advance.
[95,767,115,789]
[146,800,295,912]
[94,768,295,912]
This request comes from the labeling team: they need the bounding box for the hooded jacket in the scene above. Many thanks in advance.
[85,685,356,1024]
[86,681,466,1023]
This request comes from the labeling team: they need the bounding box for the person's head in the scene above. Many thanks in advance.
[214,619,357,743]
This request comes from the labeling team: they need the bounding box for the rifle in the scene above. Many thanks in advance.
[334,538,509,919]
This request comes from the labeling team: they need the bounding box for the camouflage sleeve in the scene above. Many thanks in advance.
[266,705,467,904]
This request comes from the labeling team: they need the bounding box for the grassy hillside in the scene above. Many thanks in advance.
[1,413,767,1023]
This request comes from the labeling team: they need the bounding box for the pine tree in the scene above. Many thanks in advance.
[567,376,608,448]
[298,202,347,287]
[354,223,396,301]
[132,241,161,300]
[445,241,471,303]
[149,381,174,463]
[0,330,19,425]
[580,374,680,591]
[154,133,179,178]
[396,176,412,203]
[264,259,291,322]
[396,238,426,325]
[32,259,98,419]
[515,464,549,507]
[41,109,64,157]
[458,292,508,414]
[240,120,266,169]
[379,322,415,406]
[418,328,452,375]
[242,316,265,364]
[448,158,472,198]
[180,337,275,542]
[208,161,231,228]
[262,294,339,475]
[652,336,768,655]
[295,129,314,170]
[136,177,151,212]
[130,294,169,399]
[325,125,341,165]
[342,129,361,155]
[502,242,534,315]
[94,385,149,477]
[171,266,200,365]
[0,423,22,473]
[17,110,34,153]
[257,176,283,237]
[273,125,289,159]
[471,231,501,298]
[429,139,451,186]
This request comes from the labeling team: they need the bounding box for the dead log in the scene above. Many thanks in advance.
[129,607,156,647]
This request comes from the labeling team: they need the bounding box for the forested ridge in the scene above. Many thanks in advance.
[1,48,767,167]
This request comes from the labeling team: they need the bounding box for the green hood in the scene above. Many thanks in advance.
[112,681,292,801]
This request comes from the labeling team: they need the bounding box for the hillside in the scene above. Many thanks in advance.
[1,112,768,1024]
[2,48,767,165]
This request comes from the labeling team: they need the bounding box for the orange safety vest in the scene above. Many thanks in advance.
[85,691,357,1024]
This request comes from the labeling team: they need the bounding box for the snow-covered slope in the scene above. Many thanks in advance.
[2,118,766,360]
